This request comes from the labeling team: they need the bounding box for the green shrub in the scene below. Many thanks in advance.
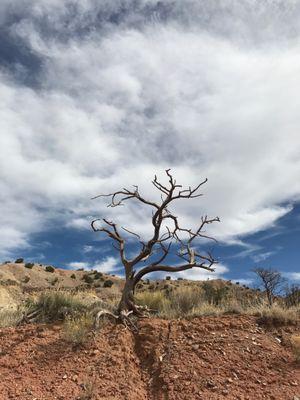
[165,276,171,280]
[103,279,114,288]
[25,263,34,269]
[82,274,94,284]
[45,265,55,273]
[71,274,76,279]
[94,272,103,280]
[15,258,24,263]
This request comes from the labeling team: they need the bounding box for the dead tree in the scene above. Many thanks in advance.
[252,267,284,306]
[91,169,220,323]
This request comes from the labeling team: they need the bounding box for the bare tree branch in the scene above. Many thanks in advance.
[91,169,220,315]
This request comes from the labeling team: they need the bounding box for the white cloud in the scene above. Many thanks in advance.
[1,1,300,266]
[82,245,94,253]
[93,256,120,274]
[67,261,89,270]
[284,272,300,282]
[251,251,276,263]
[152,263,229,281]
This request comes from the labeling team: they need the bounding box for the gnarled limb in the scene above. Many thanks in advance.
[92,170,220,324]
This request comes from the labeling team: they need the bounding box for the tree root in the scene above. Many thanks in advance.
[17,308,43,325]
[94,309,139,333]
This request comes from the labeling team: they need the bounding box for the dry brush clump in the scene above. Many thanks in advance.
[63,313,94,346]
[254,305,299,327]
[135,282,300,321]
[0,308,24,327]
[290,335,300,362]
[23,290,89,323]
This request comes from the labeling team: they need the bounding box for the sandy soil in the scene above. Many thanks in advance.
[0,315,299,400]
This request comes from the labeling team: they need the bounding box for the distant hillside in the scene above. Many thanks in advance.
[0,261,263,312]
[0,261,123,310]
[0,261,122,290]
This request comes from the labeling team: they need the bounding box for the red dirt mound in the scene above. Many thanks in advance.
[0,315,299,399]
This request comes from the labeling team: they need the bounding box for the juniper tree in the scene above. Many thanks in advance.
[92,170,220,323]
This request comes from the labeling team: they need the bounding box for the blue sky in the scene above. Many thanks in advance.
[0,1,300,286]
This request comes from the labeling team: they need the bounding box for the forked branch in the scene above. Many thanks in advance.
[91,169,220,316]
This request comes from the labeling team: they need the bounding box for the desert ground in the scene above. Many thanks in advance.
[0,262,299,400]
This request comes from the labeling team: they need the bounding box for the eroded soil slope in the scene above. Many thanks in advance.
[0,315,299,400]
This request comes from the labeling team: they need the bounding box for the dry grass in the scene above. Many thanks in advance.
[136,286,300,322]
[32,290,88,322]
[0,308,23,327]
[253,305,299,327]
[290,335,300,362]
[63,313,94,346]
[136,291,170,313]
[169,286,203,314]
[137,287,221,318]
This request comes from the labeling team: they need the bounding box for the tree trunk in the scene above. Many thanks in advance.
[117,277,138,314]
[267,290,273,307]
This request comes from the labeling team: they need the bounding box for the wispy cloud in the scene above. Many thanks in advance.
[0,1,300,267]
[251,251,277,263]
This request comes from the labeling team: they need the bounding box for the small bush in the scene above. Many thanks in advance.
[202,282,230,306]
[169,286,203,314]
[165,276,171,280]
[45,265,55,273]
[25,263,34,269]
[285,285,300,307]
[291,335,300,362]
[15,258,24,263]
[63,313,93,346]
[3,261,11,264]
[22,276,30,283]
[94,272,103,280]
[71,274,76,279]
[103,279,114,288]
[177,277,183,281]
[50,277,59,286]
[136,291,170,313]
[82,274,94,284]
